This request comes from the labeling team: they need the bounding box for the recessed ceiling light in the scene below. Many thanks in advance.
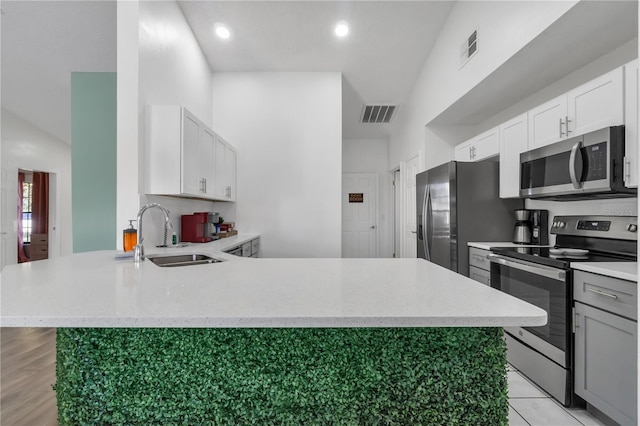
[334,21,349,38]
[214,23,231,40]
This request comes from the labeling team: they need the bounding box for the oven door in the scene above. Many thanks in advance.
[489,253,571,367]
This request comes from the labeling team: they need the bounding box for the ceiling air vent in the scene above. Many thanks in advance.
[460,28,478,67]
[361,105,397,124]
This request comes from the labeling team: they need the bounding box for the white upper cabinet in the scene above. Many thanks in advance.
[180,110,203,196]
[624,59,638,188]
[528,94,568,149]
[454,127,499,162]
[214,134,237,201]
[528,68,624,149]
[146,105,237,201]
[499,113,528,198]
[567,67,624,136]
[197,126,216,197]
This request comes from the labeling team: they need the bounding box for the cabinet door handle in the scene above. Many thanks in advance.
[565,116,572,135]
[624,157,631,183]
[586,288,618,299]
[559,118,565,138]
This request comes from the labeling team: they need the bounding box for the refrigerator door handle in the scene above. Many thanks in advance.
[425,185,433,260]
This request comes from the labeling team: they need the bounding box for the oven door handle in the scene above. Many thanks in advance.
[488,254,566,282]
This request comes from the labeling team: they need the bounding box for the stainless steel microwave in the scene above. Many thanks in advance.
[520,126,636,200]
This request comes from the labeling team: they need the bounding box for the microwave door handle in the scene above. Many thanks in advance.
[569,140,584,189]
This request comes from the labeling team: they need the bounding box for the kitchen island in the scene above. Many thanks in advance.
[1,235,546,424]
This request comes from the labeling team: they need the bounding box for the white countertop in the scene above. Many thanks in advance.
[0,234,546,328]
[570,262,638,282]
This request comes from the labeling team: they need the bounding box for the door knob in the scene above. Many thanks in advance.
[370,226,376,229]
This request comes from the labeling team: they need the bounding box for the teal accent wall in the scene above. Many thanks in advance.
[71,72,117,253]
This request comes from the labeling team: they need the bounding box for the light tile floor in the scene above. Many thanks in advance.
[507,364,606,426]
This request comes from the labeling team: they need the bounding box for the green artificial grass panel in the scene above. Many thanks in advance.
[55,327,508,425]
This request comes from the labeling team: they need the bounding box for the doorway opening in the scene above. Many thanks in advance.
[18,170,50,263]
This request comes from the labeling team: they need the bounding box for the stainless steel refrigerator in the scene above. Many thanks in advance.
[417,161,522,275]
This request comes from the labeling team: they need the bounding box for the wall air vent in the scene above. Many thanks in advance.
[361,105,397,124]
[460,28,478,67]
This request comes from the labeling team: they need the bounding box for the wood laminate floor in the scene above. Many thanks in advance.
[1,328,57,425]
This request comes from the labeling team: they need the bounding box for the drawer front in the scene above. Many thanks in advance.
[469,247,491,271]
[28,245,49,260]
[574,270,637,320]
[30,233,48,245]
[251,238,260,255]
[469,266,491,286]
[242,242,252,257]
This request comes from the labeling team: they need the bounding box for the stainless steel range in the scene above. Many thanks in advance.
[489,215,637,406]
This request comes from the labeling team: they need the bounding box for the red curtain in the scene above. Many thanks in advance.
[32,172,49,235]
[17,172,28,263]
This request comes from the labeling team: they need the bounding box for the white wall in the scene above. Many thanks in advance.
[389,1,576,170]
[343,138,392,258]
[116,0,232,246]
[477,39,638,134]
[1,109,72,268]
[211,72,342,258]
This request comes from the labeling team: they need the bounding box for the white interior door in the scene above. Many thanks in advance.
[400,155,420,258]
[342,173,377,258]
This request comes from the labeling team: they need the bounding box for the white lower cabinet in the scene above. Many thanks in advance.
[468,247,491,285]
[573,270,637,426]
[225,237,260,258]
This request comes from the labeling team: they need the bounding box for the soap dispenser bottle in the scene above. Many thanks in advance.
[123,220,137,252]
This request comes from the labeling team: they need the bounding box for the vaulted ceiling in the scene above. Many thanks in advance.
[1,1,453,143]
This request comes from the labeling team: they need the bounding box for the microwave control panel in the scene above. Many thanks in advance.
[584,142,607,181]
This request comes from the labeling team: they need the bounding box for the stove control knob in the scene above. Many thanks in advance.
[557,221,566,229]
[627,224,637,233]
[552,221,558,228]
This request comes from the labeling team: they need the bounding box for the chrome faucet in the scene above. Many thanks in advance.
[133,203,173,264]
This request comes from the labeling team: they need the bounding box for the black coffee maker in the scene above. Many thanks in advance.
[513,209,549,245]
[530,210,549,245]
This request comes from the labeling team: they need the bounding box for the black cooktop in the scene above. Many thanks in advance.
[491,245,636,269]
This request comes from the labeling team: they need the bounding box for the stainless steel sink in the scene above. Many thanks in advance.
[147,254,224,267]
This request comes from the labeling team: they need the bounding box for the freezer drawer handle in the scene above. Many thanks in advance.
[487,253,566,282]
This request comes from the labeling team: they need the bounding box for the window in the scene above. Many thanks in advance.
[22,181,33,243]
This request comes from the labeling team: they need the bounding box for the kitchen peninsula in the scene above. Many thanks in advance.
[1,235,546,424]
